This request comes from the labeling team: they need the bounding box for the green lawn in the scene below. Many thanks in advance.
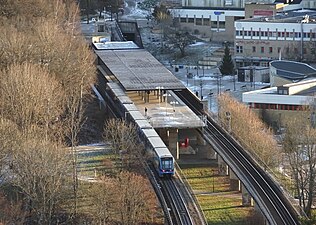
[180,163,256,225]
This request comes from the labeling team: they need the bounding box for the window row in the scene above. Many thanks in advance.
[251,103,304,111]
[237,46,308,54]
[236,30,316,39]
[179,17,225,27]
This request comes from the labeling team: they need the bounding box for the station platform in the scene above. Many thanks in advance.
[127,90,205,129]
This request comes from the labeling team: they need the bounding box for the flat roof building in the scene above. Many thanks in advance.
[243,60,316,129]
[234,9,316,67]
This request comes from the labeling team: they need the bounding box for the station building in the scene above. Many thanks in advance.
[170,0,304,43]
[234,9,316,67]
[242,60,316,129]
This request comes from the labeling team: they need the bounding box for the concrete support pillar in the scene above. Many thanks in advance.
[206,147,217,160]
[168,128,179,160]
[241,184,253,206]
[217,155,229,176]
[229,169,240,191]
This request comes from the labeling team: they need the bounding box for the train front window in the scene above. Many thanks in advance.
[161,157,173,170]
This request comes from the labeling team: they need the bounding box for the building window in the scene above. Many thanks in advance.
[211,21,217,28]
[278,89,288,95]
[196,18,202,25]
[252,46,256,52]
[180,18,186,23]
[261,62,269,67]
[256,31,260,36]
[219,21,225,28]
[203,18,210,26]
[261,47,264,53]
[188,18,194,23]
[236,46,243,53]
[98,25,105,32]
[269,47,273,53]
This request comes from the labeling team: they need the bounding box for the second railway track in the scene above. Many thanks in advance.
[174,89,300,225]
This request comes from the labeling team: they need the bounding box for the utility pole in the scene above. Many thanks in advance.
[200,80,203,100]
[233,69,237,91]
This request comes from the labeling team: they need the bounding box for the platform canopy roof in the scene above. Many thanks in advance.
[95,49,186,91]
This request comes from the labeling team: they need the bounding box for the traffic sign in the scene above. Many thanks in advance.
[214,11,224,16]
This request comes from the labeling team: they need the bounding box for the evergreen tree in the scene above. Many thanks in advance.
[219,43,234,75]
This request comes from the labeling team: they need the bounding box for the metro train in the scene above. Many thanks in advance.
[105,82,175,177]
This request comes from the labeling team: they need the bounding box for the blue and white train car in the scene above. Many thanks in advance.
[105,83,134,118]
[105,82,175,177]
[146,135,175,177]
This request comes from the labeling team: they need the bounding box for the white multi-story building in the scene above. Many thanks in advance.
[171,8,244,42]
[234,10,316,67]
[181,0,314,8]
[181,0,272,8]
[171,1,305,42]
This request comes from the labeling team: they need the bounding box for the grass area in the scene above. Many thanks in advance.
[77,151,120,177]
[198,194,251,225]
[180,163,255,225]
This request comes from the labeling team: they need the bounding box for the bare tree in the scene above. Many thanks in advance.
[0,192,27,225]
[10,133,71,225]
[218,93,280,168]
[0,118,20,185]
[0,1,97,223]
[0,63,65,137]
[166,29,194,57]
[103,119,138,156]
[283,112,316,217]
[88,177,116,225]
[115,171,157,225]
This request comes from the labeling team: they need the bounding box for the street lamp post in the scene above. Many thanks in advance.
[208,91,213,111]
[200,80,203,100]
[196,62,199,77]
[233,69,237,91]
[186,67,189,87]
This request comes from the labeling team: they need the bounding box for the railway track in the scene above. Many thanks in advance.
[95,85,200,225]
[161,177,194,225]
[148,163,194,225]
[175,89,300,225]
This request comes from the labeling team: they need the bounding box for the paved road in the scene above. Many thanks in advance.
[168,66,269,113]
